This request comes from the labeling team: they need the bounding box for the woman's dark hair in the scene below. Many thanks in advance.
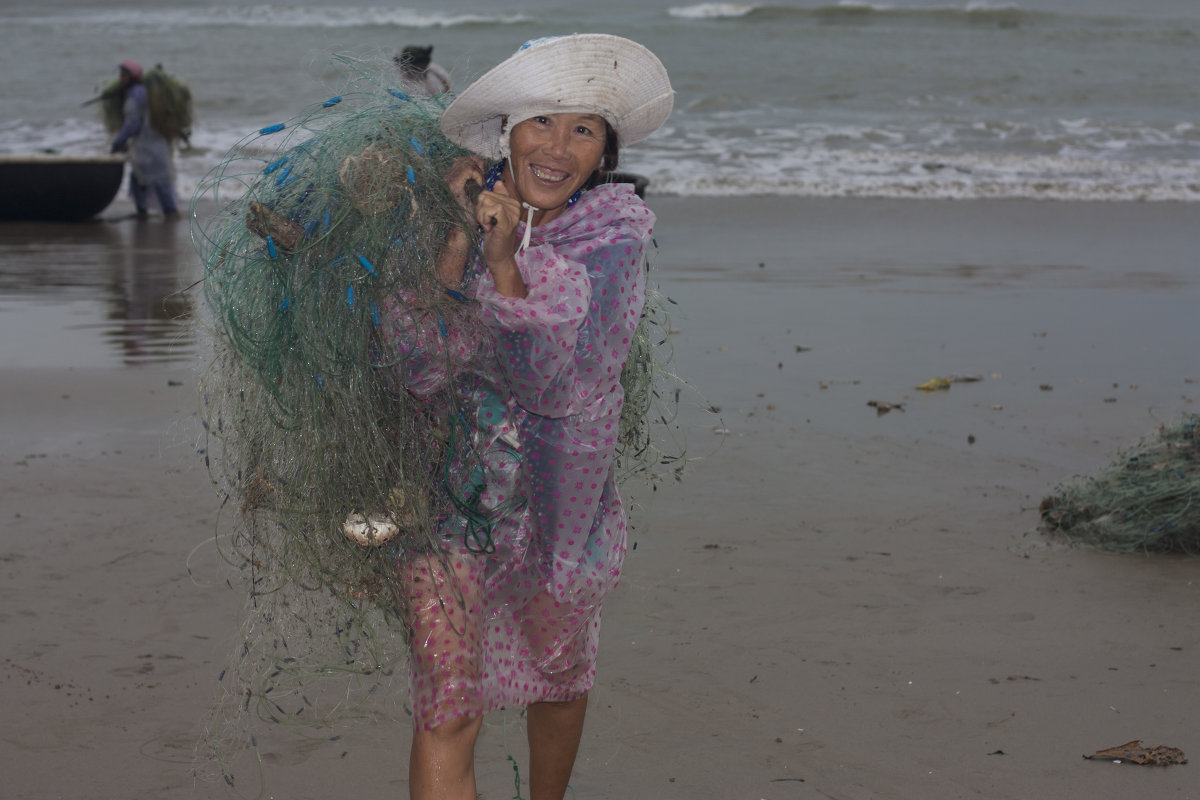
[584,122,621,190]
[601,121,620,172]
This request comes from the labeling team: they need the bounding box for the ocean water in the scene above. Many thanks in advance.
[2,0,1199,203]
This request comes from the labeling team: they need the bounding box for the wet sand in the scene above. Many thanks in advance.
[1,196,1197,799]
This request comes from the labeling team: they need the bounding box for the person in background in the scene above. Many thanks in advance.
[109,60,180,221]
[394,44,452,96]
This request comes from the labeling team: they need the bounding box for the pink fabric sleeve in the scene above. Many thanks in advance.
[474,244,592,417]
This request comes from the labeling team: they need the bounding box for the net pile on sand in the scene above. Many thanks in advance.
[190,59,685,785]
[1039,414,1200,554]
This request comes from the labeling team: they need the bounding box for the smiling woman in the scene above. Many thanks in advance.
[504,113,609,224]
[386,33,675,800]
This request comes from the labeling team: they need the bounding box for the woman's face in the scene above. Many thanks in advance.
[505,113,608,226]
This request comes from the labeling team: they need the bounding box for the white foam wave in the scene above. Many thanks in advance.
[13,6,527,30]
[668,3,759,20]
[0,118,111,155]
[963,1,1019,11]
[8,113,1197,205]
[635,145,1200,201]
[833,0,894,11]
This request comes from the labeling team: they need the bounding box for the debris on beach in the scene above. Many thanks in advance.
[914,374,982,392]
[1039,414,1200,553]
[1083,740,1187,766]
[867,400,905,416]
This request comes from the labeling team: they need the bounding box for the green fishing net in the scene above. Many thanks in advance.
[1039,414,1200,554]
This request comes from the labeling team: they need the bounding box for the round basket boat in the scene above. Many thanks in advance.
[0,154,126,222]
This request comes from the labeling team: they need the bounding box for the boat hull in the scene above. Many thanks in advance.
[0,154,126,222]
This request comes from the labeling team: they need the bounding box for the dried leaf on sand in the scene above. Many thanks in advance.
[1083,740,1187,766]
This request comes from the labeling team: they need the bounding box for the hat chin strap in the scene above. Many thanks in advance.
[519,202,538,252]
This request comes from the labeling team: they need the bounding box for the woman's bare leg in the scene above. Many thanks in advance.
[410,714,484,800]
[403,551,485,799]
[527,695,588,800]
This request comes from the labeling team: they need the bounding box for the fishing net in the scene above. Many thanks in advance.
[190,56,686,791]
[97,65,194,143]
[1039,413,1200,554]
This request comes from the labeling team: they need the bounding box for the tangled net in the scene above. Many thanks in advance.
[1039,413,1200,554]
[97,65,194,143]
[191,57,686,791]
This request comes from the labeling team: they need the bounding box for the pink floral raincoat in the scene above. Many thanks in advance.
[383,181,654,729]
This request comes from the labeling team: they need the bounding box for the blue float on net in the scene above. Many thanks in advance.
[356,254,377,276]
[259,123,286,135]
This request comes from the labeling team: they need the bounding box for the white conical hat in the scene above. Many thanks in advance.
[440,33,674,160]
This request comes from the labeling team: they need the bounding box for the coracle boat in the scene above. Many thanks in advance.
[0,153,126,222]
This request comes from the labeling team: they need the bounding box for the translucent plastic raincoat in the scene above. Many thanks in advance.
[384,181,653,729]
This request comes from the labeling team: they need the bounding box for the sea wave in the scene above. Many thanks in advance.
[668,3,760,20]
[666,1,1057,26]
[5,113,1197,204]
[9,6,528,30]
[636,146,1200,201]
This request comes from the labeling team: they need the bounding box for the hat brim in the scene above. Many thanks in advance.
[440,33,673,160]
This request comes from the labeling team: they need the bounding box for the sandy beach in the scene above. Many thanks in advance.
[1,195,1197,799]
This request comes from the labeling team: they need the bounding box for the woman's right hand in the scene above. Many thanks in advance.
[437,156,487,288]
[475,180,526,298]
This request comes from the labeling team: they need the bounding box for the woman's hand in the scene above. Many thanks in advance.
[436,156,487,288]
[439,158,527,298]
[476,181,526,298]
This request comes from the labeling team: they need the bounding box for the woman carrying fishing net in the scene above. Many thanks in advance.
[198,32,673,799]
[393,34,674,799]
